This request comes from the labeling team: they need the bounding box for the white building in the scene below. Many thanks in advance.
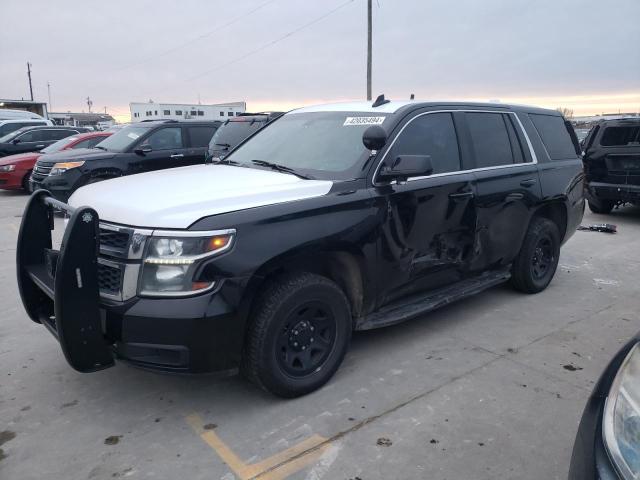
[129,101,246,122]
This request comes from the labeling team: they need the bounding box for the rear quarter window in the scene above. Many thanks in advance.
[529,114,578,160]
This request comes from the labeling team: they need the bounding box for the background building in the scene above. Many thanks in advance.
[50,112,115,129]
[129,101,246,122]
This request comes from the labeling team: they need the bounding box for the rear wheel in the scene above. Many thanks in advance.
[511,217,560,294]
[242,272,352,398]
[587,199,614,214]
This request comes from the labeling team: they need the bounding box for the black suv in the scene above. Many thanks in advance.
[30,120,220,201]
[207,112,283,162]
[17,99,584,398]
[0,126,89,157]
[582,118,640,213]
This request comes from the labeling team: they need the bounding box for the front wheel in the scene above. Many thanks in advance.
[511,217,560,294]
[242,273,352,398]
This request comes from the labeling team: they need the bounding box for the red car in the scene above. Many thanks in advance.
[0,131,111,191]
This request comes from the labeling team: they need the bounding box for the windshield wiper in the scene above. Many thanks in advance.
[251,160,313,179]
[214,142,231,149]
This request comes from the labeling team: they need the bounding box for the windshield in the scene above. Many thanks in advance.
[93,125,150,152]
[207,120,266,156]
[41,136,79,153]
[225,112,388,180]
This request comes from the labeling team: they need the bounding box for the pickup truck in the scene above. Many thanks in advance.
[17,98,585,397]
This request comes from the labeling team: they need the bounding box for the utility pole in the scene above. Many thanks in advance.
[47,82,52,111]
[366,0,372,101]
[27,62,34,101]
[104,106,107,114]
[86,96,93,113]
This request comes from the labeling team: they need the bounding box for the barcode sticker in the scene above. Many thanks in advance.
[343,116,386,126]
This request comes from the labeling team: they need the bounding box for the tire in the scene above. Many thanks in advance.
[21,171,32,192]
[242,272,352,398]
[587,199,614,214]
[511,217,560,294]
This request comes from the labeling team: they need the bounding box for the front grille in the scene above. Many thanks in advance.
[98,263,122,295]
[31,162,54,181]
[99,228,130,251]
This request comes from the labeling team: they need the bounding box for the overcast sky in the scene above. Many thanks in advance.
[1,0,638,121]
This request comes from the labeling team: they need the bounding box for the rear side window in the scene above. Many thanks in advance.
[600,126,640,146]
[388,112,460,174]
[187,125,217,147]
[46,130,76,141]
[529,114,578,160]
[466,112,514,168]
[0,121,46,137]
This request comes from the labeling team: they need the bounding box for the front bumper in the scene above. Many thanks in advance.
[587,181,640,204]
[0,169,27,190]
[16,190,248,374]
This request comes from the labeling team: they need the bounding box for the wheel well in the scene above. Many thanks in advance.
[251,250,366,321]
[533,202,568,241]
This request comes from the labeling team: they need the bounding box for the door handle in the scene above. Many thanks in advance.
[449,191,474,200]
[170,153,184,158]
[520,178,537,187]
[506,193,524,201]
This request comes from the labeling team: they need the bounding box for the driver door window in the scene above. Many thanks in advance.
[141,127,183,150]
[387,113,461,175]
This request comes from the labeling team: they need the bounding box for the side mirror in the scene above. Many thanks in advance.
[362,125,387,151]
[134,145,152,155]
[378,155,433,182]
[12,138,21,145]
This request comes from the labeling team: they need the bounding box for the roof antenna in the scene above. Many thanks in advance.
[372,94,390,108]
[410,93,415,100]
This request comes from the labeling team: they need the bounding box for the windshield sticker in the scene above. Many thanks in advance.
[343,116,385,126]
[127,132,140,139]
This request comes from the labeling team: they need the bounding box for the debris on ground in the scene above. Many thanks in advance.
[104,435,122,445]
[577,223,617,233]
[376,437,392,447]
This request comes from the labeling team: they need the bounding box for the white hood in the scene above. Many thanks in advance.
[68,164,333,229]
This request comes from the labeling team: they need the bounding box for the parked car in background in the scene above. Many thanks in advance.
[207,112,283,162]
[30,119,220,201]
[0,109,47,120]
[0,131,111,191]
[582,118,640,213]
[0,118,54,138]
[0,125,89,157]
[569,331,640,480]
[17,99,584,397]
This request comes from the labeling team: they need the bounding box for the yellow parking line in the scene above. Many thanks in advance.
[186,413,329,480]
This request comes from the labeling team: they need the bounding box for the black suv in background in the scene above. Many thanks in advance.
[0,126,89,157]
[582,118,640,213]
[30,120,220,201]
[207,112,283,162]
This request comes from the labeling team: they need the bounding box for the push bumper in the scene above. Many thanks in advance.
[17,190,248,375]
[587,181,640,204]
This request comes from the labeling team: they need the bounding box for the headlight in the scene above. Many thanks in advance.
[603,343,640,479]
[139,230,234,296]
[50,161,85,175]
[0,164,16,172]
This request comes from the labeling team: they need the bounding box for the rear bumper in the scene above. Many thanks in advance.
[16,190,249,375]
[587,180,640,203]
